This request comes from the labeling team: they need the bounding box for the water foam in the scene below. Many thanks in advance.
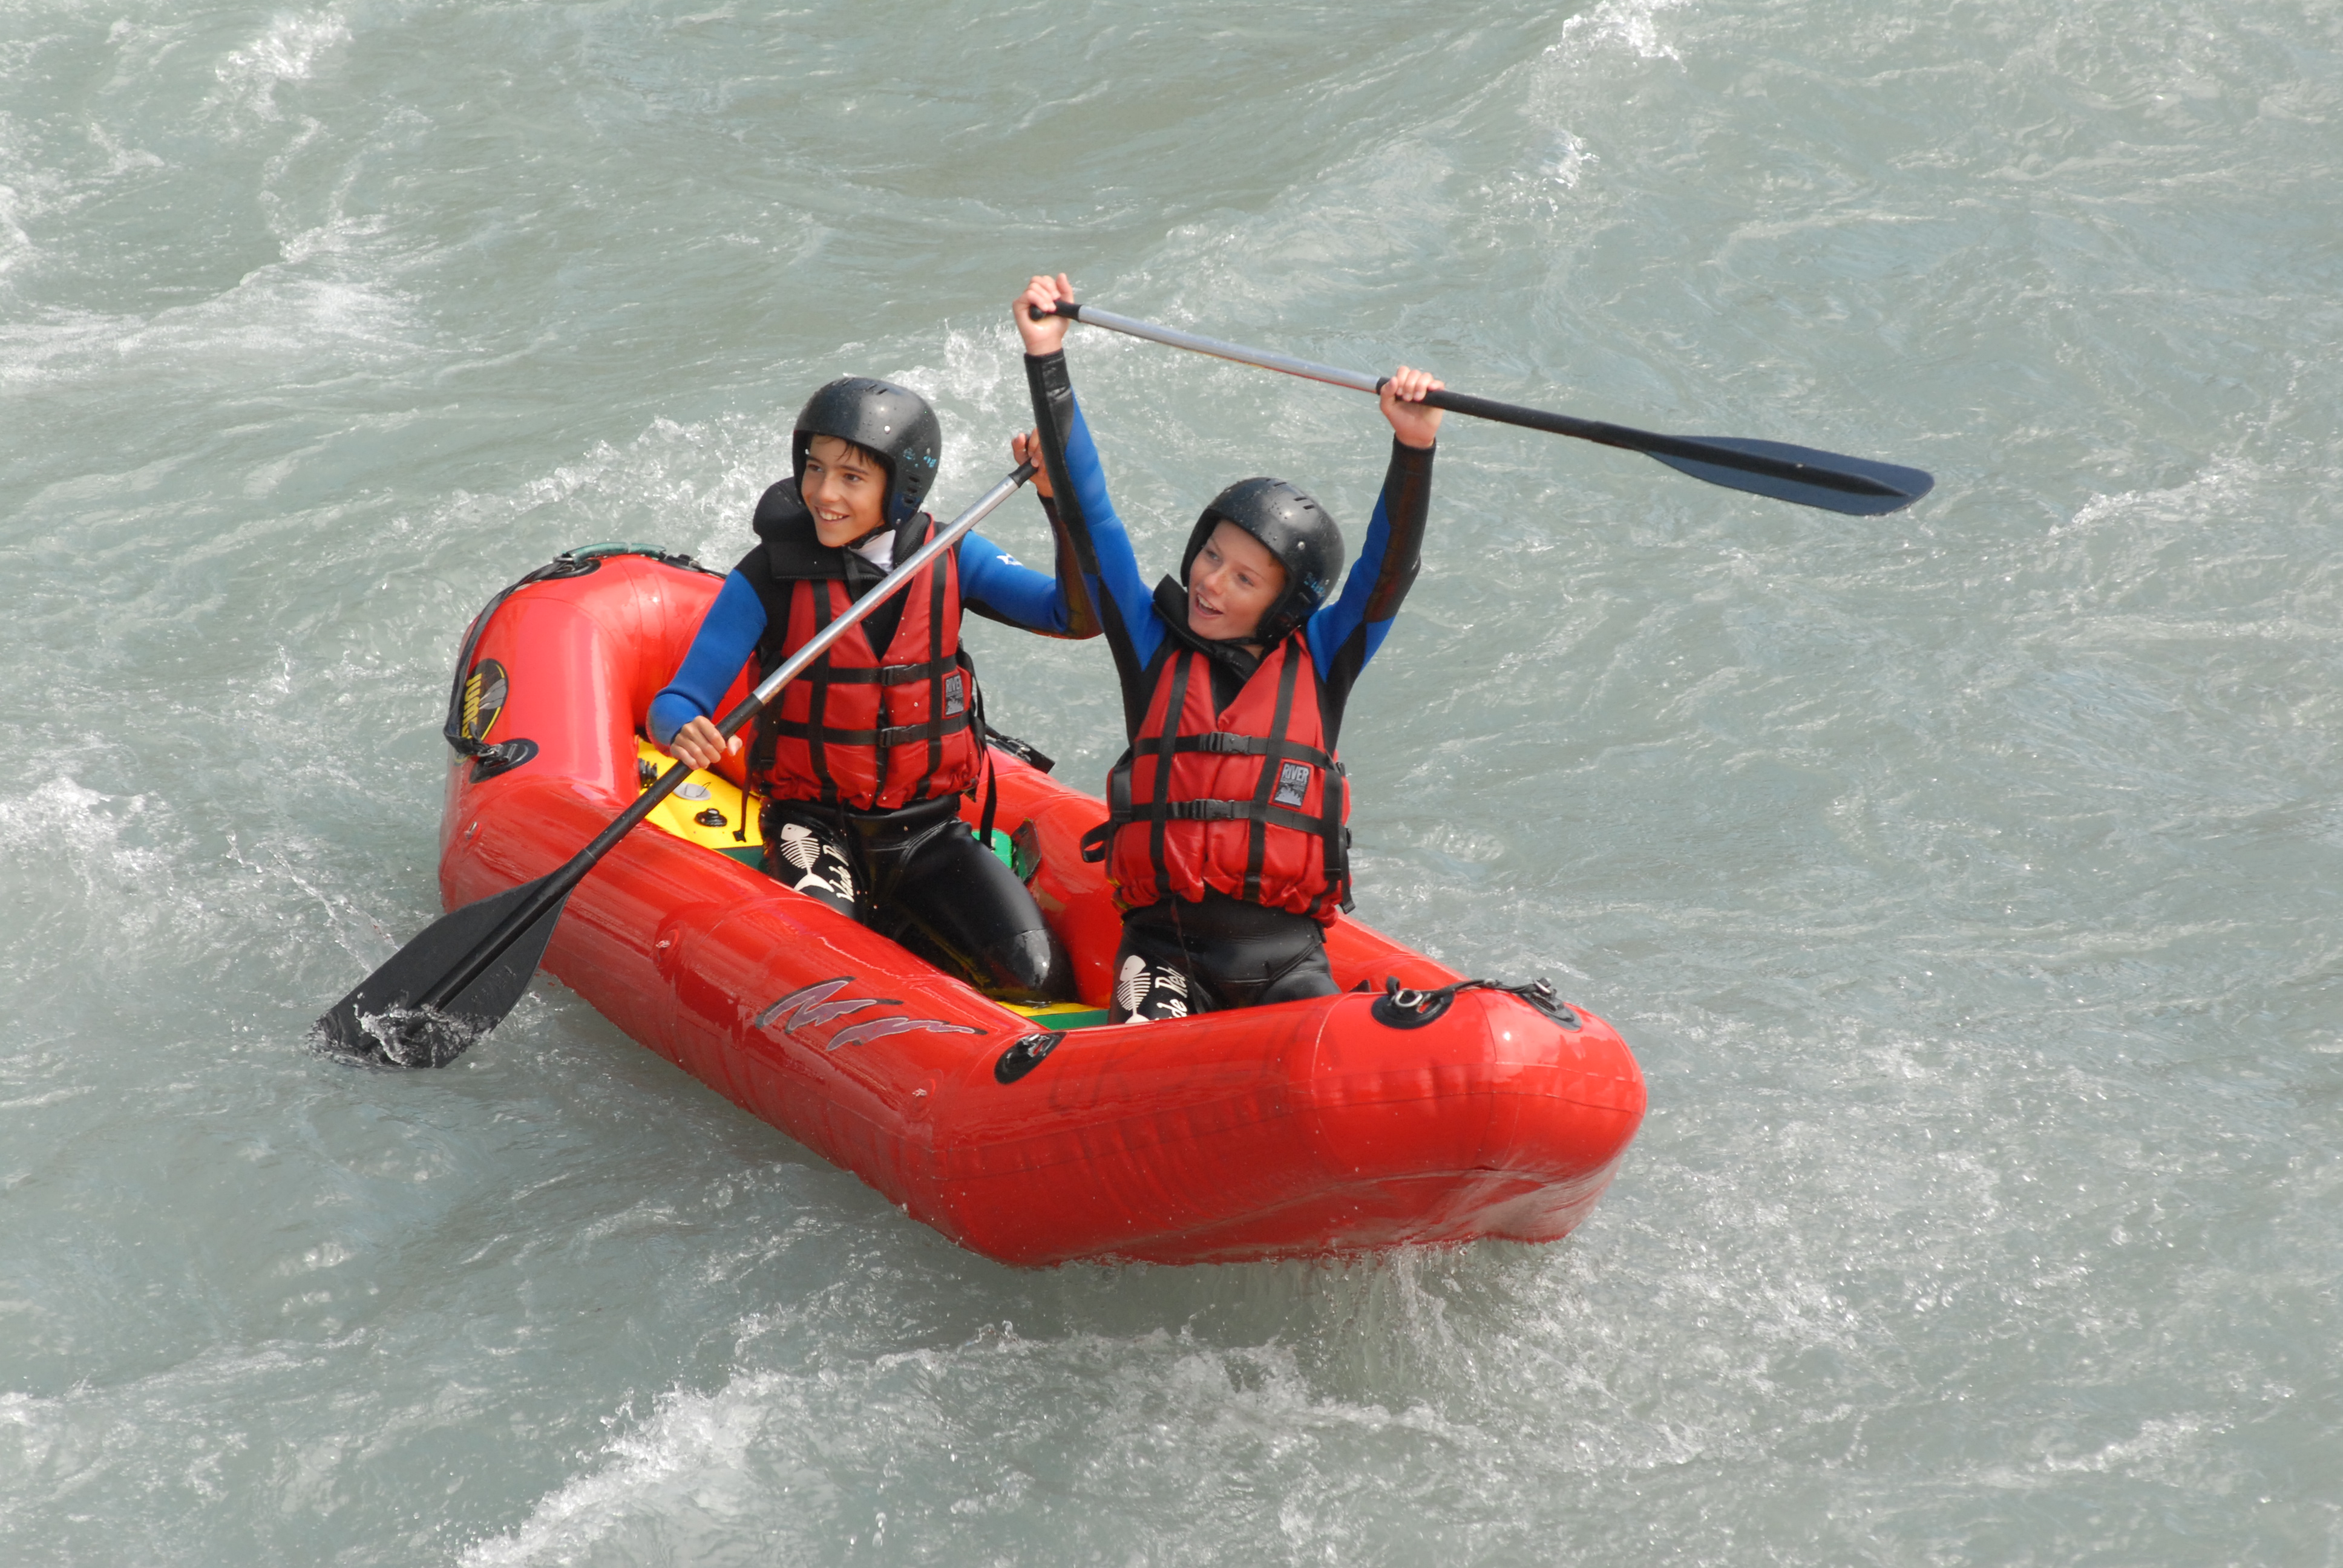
[209,8,354,126]
[457,1372,798,1567]
[0,777,165,889]
[1546,0,1690,66]
[459,1321,1503,1567]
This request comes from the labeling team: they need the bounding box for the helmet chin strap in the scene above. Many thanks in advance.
[1152,578,1271,668]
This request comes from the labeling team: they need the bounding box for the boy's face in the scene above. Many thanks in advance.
[802,436,889,547]
[1187,521,1286,645]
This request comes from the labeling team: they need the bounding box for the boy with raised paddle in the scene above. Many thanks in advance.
[1011,273,1443,1022]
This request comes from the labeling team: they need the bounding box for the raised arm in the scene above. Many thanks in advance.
[957,520,1099,639]
[1305,365,1442,742]
[1034,489,1101,639]
[1015,273,1165,728]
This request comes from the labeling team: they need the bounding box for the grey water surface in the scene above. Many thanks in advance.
[4,0,2339,1562]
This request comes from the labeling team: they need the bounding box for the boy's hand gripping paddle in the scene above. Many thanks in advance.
[312,462,1038,1069]
[1031,301,1932,516]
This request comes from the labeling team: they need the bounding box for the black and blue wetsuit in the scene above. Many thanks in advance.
[1023,349,1435,1019]
[648,480,1097,1002]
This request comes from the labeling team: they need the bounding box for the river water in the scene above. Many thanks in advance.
[4,0,2339,1561]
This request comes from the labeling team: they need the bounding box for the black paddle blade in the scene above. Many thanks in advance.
[310,876,568,1068]
[1648,437,1934,517]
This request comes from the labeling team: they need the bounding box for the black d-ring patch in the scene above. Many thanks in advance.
[1370,982,1452,1030]
[471,737,539,781]
[994,1031,1063,1085]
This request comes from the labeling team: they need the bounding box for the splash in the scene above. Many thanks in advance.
[310,1004,482,1070]
[1546,0,1689,67]
[0,777,154,866]
[458,1374,798,1567]
[211,9,354,124]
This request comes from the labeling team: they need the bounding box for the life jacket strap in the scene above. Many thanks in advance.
[1158,731,1339,767]
[778,656,956,687]
[761,710,977,750]
[1096,642,1352,913]
[1097,795,1337,834]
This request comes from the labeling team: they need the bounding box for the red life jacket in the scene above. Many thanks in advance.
[748,518,983,811]
[1095,637,1349,923]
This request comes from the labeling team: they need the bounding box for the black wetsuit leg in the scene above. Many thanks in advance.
[863,817,1073,1004]
[1109,893,1336,1023]
[762,795,1070,1003]
[759,800,862,919]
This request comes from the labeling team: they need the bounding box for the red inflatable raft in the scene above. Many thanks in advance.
[437,545,1644,1266]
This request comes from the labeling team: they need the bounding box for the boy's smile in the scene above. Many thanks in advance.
[802,434,889,547]
[1187,521,1286,647]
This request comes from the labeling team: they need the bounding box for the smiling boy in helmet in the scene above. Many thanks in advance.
[1011,273,1443,1022]
[650,375,1097,1002]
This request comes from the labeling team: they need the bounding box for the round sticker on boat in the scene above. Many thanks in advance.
[460,659,509,745]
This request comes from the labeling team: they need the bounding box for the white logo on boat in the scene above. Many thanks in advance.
[828,1016,985,1050]
[753,977,989,1051]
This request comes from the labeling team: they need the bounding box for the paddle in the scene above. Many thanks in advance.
[313,462,1038,1068]
[1030,301,1932,517]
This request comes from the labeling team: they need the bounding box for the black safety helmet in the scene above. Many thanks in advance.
[791,377,944,529]
[1179,477,1344,646]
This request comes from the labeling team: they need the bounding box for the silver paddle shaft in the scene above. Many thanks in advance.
[724,461,1037,735]
[415,463,1037,1011]
[1058,303,1387,397]
[1047,301,1919,506]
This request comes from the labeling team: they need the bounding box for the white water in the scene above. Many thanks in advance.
[4,0,2339,1561]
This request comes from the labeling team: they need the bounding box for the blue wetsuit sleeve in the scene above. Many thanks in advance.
[957,530,1076,634]
[1057,395,1164,668]
[647,569,766,746]
[1031,349,1167,708]
[1305,438,1434,740]
[1025,350,1166,733]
